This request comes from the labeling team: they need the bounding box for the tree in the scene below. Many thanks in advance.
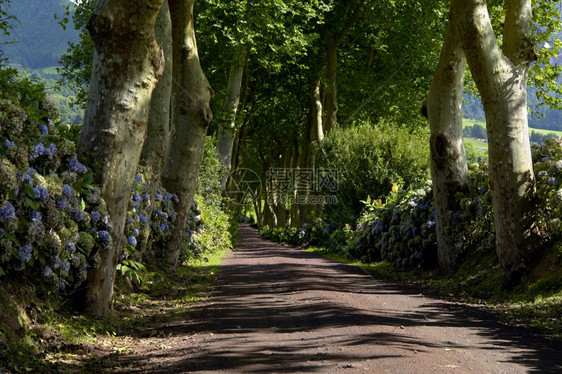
[453,0,541,287]
[423,8,468,274]
[320,0,363,133]
[162,0,213,271]
[79,0,165,316]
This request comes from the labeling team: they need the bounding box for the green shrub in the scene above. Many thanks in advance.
[317,120,430,226]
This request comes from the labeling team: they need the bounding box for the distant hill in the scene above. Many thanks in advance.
[0,0,78,69]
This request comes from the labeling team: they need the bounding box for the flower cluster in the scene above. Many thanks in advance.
[0,97,110,290]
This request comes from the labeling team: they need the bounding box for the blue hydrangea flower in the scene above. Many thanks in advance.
[68,158,88,174]
[18,244,33,263]
[98,230,111,244]
[62,184,73,197]
[134,175,142,183]
[56,198,67,210]
[72,208,85,221]
[27,167,38,176]
[133,192,142,203]
[164,193,172,202]
[143,193,150,202]
[478,186,486,195]
[29,142,50,161]
[134,228,139,236]
[48,143,57,155]
[542,156,551,162]
[0,201,16,222]
[37,124,48,135]
[41,265,53,278]
[138,213,148,223]
[156,190,162,200]
[31,210,42,221]
[548,177,557,185]
[66,241,76,254]
[61,260,70,272]
[126,216,134,225]
[33,186,49,202]
[3,139,15,150]
[172,195,179,204]
[160,223,168,231]
[477,157,483,163]
[127,236,137,247]
[91,211,101,224]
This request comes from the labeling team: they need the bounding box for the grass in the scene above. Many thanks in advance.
[304,244,562,340]
[0,246,231,373]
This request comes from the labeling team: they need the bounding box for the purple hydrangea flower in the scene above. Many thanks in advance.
[3,139,15,150]
[33,186,49,202]
[18,244,33,263]
[127,236,137,247]
[41,265,53,278]
[68,158,88,174]
[0,201,16,222]
[29,142,50,161]
[66,241,76,254]
[98,230,111,244]
[56,198,67,210]
[62,184,73,197]
[37,124,48,135]
[91,211,101,224]
[133,192,142,203]
[31,210,42,221]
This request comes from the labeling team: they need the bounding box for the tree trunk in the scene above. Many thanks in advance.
[323,41,338,134]
[424,10,468,274]
[139,1,173,255]
[454,0,540,287]
[217,45,248,188]
[162,0,213,271]
[79,0,165,316]
[142,1,172,189]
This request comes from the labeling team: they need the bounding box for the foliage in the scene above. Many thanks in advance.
[0,0,79,69]
[197,136,228,210]
[317,120,431,226]
[463,124,487,140]
[57,0,94,109]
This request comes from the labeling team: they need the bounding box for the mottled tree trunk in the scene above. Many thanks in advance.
[424,10,468,274]
[162,0,213,271]
[217,45,248,188]
[323,41,338,134]
[79,0,165,316]
[139,1,172,255]
[454,0,540,287]
[142,1,172,188]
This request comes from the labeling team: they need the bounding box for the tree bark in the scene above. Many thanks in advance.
[453,0,540,287]
[217,45,248,189]
[320,2,362,133]
[424,9,468,274]
[162,0,213,271]
[142,1,172,189]
[139,1,173,255]
[79,0,165,316]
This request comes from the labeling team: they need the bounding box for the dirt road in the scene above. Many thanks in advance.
[110,224,562,373]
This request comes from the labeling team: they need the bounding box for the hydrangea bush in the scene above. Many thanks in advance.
[0,85,211,293]
[261,139,562,272]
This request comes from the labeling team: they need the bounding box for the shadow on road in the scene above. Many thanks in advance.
[97,225,562,373]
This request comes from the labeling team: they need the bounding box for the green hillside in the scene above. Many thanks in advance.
[0,0,78,69]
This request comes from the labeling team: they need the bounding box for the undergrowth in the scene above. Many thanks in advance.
[0,244,230,373]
